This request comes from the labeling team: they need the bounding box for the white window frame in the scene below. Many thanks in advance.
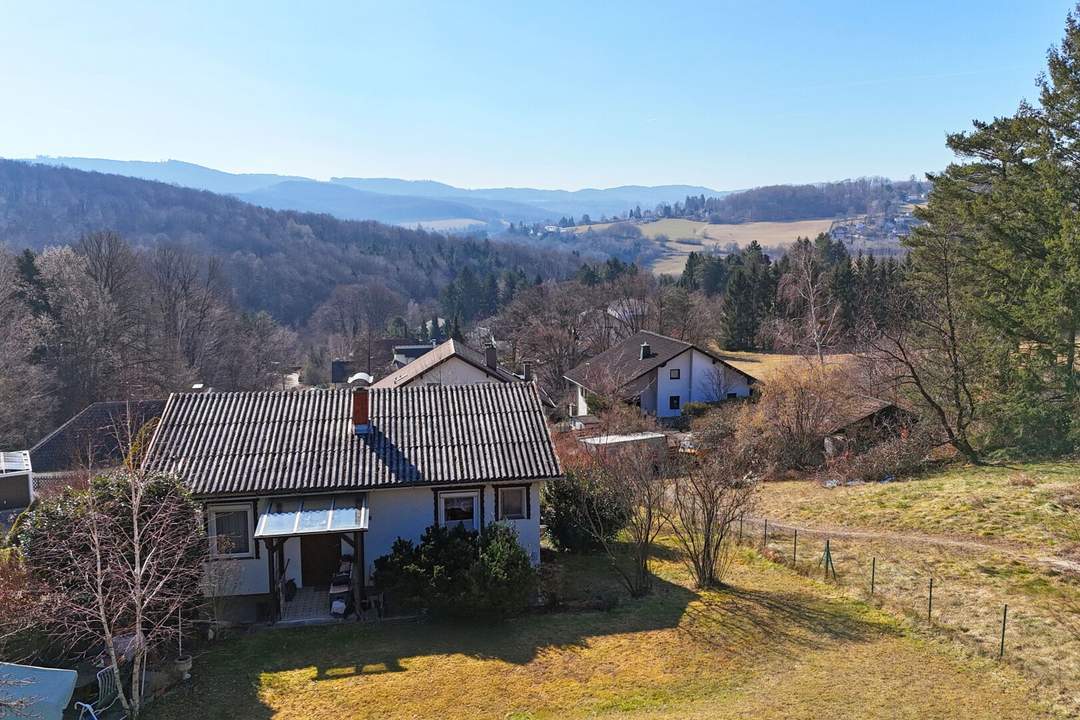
[208,503,255,559]
[438,491,480,531]
[497,486,527,520]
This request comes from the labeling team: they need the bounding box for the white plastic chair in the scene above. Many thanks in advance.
[74,666,122,719]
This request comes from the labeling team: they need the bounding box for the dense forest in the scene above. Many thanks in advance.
[0,160,577,325]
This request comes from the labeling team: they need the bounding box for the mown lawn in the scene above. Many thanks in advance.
[146,544,1057,720]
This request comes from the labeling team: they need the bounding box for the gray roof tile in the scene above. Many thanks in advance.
[142,383,560,498]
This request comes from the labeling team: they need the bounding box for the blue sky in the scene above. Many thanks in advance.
[0,1,1074,190]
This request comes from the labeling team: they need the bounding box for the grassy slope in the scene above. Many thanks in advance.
[755,461,1080,713]
[147,546,1055,720]
[757,461,1080,552]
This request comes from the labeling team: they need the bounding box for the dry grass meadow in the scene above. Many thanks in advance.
[146,533,1062,720]
[754,460,1080,714]
[573,218,836,275]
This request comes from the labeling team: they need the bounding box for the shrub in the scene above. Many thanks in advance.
[825,428,933,485]
[470,523,538,618]
[542,471,628,552]
[690,405,742,452]
[734,365,846,471]
[680,401,713,419]
[373,522,537,619]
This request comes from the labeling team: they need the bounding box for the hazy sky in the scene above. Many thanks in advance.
[0,1,1074,190]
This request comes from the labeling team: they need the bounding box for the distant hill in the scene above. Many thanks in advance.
[700,178,929,223]
[0,159,576,324]
[331,177,730,219]
[237,180,494,225]
[29,156,309,195]
[24,156,728,226]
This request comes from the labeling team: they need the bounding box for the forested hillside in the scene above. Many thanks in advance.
[0,159,577,325]
[651,177,929,223]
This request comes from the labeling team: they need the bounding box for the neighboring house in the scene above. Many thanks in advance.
[29,400,166,493]
[372,338,519,389]
[140,383,561,623]
[391,342,437,368]
[564,331,755,420]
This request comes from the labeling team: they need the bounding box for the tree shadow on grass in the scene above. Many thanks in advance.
[680,583,899,662]
[147,567,697,720]
[147,554,896,720]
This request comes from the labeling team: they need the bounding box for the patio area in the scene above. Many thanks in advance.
[279,586,335,625]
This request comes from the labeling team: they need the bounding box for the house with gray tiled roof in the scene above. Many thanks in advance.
[141,382,560,623]
[564,331,755,420]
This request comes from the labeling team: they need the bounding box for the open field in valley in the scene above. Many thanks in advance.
[147,539,1059,720]
[754,460,1080,714]
[708,348,857,383]
[573,218,837,275]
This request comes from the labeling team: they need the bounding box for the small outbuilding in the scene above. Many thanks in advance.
[0,450,33,513]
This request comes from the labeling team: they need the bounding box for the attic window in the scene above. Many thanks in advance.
[669,368,681,380]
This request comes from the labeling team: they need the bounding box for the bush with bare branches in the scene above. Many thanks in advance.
[664,452,758,588]
[734,364,848,472]
[556,415,669,597]
[16,469,207,717]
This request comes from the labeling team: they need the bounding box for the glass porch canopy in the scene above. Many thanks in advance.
[254,494,369,539]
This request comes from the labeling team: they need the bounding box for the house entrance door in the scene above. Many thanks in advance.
[300,533,341,587]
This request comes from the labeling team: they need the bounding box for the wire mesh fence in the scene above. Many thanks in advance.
[735,514,1080,676]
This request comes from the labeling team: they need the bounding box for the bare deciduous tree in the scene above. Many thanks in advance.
[664,453,758,588]
[567,414,669,597]
[312,282,405,373]
[17,423,207,718]
[857,227,988,464]
[0,247,55,447]
[775,238,841,364]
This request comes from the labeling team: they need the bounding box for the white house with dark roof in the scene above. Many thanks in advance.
[564,331,755,420]
[372,338,518,389]
[141,382,560,623]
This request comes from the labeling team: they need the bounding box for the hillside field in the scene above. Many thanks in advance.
[756,460,1080,714]
[572,218,837,275]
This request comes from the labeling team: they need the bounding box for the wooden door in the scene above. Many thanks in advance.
[300,534,341,587]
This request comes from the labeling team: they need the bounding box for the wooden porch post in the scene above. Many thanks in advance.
[265,538,280,622]
[358,531,367,599]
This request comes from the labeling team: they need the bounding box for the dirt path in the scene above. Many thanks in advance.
[743,515,1080,576]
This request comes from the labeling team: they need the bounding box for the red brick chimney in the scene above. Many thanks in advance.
[352,387,370,435]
